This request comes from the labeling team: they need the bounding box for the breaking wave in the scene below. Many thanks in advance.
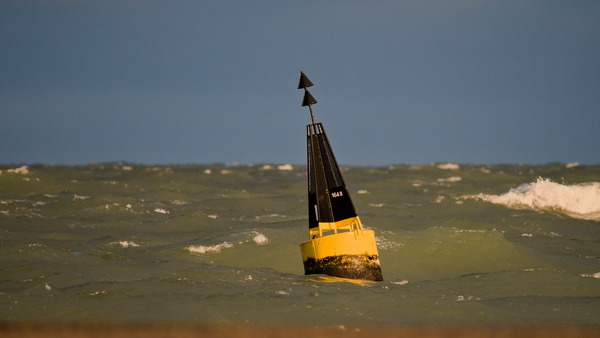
[252,232,269,245]
[1,165,30,175]
[109,241,140,248]
[187,242,234,254]
[469,178,600,221]
[187,231,269,254]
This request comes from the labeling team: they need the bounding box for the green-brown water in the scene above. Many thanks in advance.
[1,163,599,327]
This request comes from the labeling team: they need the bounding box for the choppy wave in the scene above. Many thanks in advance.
[436,163,460,170]
[580,272,600,279]
[0,165,30,175]
[109,241,140,248]
[2,163,599,326]
[187,242,234,254]
[252,232,269,245]
[187,231,269,254]
[469,177,600,221]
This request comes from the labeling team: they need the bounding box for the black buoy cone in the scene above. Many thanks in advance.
[297,71,314,89]
[302,90,318,107]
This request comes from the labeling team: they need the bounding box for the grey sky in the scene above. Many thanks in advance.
[2,1,599,165]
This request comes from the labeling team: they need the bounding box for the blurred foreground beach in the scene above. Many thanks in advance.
[1,324,600,338]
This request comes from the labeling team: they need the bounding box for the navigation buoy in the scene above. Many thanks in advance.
[297,71,383,281]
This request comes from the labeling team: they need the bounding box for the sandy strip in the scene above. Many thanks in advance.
[1,324,599,338]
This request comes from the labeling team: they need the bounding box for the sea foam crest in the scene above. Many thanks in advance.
[472,178,600,221]
[252,232,269,245]
[110,241,140,248]
[187,242,233,254]
[2,166,30,175]
[437,163,460,170]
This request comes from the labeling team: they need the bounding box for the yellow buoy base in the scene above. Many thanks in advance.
[300,229,383,281]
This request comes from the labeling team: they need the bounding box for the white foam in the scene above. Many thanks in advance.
[187,242,233,254]
[111,241,140,248]
[456,295,481,301]
[154,208,169,214]
[437,163,460,170]
[252,232,269,245]
[170,200,189,205]
[5,165,30,175]
[253,213,288,222]
[437,176,462,183]
[391,280,409,285]
[88,290,109,296]
[471,178,600,221]
[375,231,404,250]
[580,272,600,279]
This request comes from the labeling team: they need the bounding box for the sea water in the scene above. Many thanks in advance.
[1,163,599,327]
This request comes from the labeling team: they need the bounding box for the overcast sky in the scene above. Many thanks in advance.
[2,1,599,166]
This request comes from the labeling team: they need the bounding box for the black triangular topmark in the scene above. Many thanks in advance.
[297,71,314,89]
[302,90,318,107]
